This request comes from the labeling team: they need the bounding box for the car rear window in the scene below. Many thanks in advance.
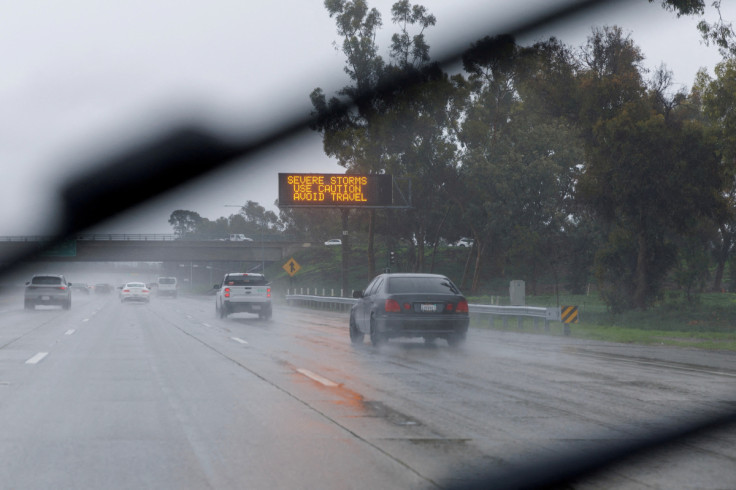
[31,276,62,285]
[158,278,176,285]
[224,275,268,286]
[387,277,460,294]
[126,283,146,288]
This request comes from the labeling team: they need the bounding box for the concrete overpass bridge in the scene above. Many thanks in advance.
[0,234,310,263]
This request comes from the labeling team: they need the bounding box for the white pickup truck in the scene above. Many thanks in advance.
[214,272,272,319]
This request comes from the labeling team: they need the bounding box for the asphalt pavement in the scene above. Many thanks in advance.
[0,292,735,489]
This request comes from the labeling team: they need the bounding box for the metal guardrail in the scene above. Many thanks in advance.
[286,294,357,312]
[285,294,567,334]
[470,304,563,333]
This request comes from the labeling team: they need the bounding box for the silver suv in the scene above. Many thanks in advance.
[214,273,272,319]
[24,274,72,310]
[156,276,178,298]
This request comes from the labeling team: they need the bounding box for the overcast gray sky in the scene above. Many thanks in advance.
[0,0,732,235]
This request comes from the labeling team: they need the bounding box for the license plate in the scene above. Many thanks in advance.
[251,305,261,311]
[420,304,436,312]
[42,296,50,300]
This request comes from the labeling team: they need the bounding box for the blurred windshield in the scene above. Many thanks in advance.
[1,1,736,489]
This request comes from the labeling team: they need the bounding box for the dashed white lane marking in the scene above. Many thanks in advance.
[231,337,248,345]
[82,318,89,323]
[64,329,76,336]
[296,368,338,387]
[25,352,49,365]
[202,323,212,328]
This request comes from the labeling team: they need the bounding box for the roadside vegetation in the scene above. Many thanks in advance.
[172,1,736,331]
[263,243,736,352]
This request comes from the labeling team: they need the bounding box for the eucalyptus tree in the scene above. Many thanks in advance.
[311,0,452,278]
[450,35,518,292]
[693,57,736,291]
[310,0,385,282]
[449,34,583,294]
[575,27,725,310]
[168,209,204,238]
[653,0,735,57]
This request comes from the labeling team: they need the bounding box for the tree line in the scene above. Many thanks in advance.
[173,0,736,312]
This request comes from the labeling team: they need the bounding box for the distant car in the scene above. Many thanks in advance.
[350,273,469,347]
[229,234,253,242]
[70,282,91,294]
[94,283,113,294]
[119,282,151,303]
[24,274,72,310]
[325,238,342,246]
[156,276,178,298]
[452,237,474,247]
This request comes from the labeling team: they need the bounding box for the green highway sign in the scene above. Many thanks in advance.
[40,239,77,257]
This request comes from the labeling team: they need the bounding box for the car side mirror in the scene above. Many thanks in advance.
[68,282,72,286]
[353,290,363,299]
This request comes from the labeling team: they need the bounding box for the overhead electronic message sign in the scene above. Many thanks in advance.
[278,173,393,207]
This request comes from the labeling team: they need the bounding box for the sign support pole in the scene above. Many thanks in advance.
[341,209,349,297]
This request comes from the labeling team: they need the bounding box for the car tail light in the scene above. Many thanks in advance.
[267,287,271,298]
[446,303,454,312]
[142,289,149,293]
[59,286,66,290]
[456,300,469,313]
[403,303,411,310]
[123,289,130,293]
[224,287,230,298]
[385,299,401,312]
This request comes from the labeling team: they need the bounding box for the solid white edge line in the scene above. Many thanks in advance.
[64,329,76,335]
[296,368,339,387]
[25,352,49,364]
[231,337,248,345]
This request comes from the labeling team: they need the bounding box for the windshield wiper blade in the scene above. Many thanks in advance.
[451,407,736,489]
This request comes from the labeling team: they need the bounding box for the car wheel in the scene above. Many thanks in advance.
[446,331,467,347]
[63,298,71,310]
[24,299,33,310]
[219,302,228,319]
[369,316,385,347]
[349,313,364,344]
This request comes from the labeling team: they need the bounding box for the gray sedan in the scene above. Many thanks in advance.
[350,273,469,347]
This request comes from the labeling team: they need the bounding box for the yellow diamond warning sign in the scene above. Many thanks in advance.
[283,257,301,277]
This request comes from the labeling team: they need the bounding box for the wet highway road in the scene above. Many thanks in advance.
[1,293,735,489]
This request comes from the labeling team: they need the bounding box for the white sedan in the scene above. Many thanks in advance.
[325,238,342,246]
[119,282,151,303]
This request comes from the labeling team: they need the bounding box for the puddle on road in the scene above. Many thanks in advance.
[362,400,421,426]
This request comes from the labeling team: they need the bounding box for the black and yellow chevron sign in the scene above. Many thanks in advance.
[561,305,579,324]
